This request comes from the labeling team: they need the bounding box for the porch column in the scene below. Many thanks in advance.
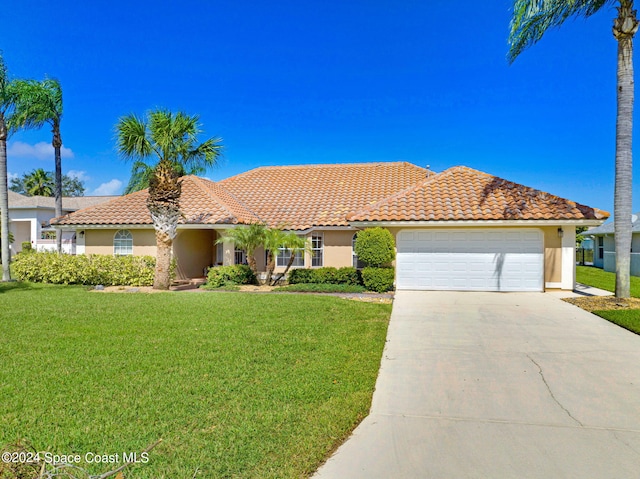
[220,230,235,266]
[561,225,576,290]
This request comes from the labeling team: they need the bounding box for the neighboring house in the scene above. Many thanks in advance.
[52,162,609,292]
[583,213,640,275]
[8,190,117,255]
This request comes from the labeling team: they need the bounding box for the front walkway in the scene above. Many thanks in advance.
[313,291,640,478]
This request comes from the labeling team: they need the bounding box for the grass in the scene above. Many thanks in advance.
[575,265,640,335]
[576,265,640,297]
[0,282,391,478]
[274,283,367,293]
[593,309,640,335]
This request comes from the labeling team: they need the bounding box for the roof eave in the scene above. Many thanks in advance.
[349,218,609,227]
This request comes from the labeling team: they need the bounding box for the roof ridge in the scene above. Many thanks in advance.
[347,167,451,219]
[188,176,263,223]
[220,161,427,179]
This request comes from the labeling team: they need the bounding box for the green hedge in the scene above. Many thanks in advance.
[361,267,395,293]
[12,251,156,286]
[288,267,361,285]
[204,265,256,289]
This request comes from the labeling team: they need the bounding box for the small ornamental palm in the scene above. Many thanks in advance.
[271,232,309,286]
[509,0,638,298]
[216,223,267,277]
[116,109,223,290]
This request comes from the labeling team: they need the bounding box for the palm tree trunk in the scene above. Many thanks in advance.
[613,3,638,298]
[272,251,296,286]
[265,251,275,285]
[0,115,11,281]
[154,230,173,290]
[53,126,63,254]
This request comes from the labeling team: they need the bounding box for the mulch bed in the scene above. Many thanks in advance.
[563,296,640,312]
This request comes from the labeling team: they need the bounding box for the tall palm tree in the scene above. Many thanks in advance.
[216,223,267,278]
[0,54,14,280]
[10,78,64,253]
[509,1,638,298]
[124,159,210,194]
[23,168,54,196]
[116,109,223,290]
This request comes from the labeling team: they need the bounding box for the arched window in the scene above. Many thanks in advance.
[114,230,133,256]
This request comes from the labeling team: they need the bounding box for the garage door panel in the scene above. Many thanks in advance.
[396,229,543,292]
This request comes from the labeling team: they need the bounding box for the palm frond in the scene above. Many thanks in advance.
[9,78,62,131]
[116,113,153,160]
[508,0,611,62]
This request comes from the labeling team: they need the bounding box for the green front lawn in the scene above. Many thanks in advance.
[593,309,640,335]
[576,265,640,297]
[0,283,391,478]
[575,266,640,335]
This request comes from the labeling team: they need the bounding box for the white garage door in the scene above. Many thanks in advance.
[396,229,543,292]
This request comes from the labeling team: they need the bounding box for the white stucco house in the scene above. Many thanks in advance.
[8,190,117,255]
[584,213,640,276]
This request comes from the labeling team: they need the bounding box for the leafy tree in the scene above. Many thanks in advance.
[0,54,14,280]
[216,223,266,278]
[10,169,85,196]
[116,109,223,290]
[354,227,395,267]
[508,0,638,298]
[10,78,64,253]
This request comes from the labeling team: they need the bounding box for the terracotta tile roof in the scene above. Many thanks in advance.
[53,176,260,226]
[8,190,117,211]
[218,162,428,229]
[348,166,610,222]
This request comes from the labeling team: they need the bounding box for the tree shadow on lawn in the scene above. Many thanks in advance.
[0,281,43,294]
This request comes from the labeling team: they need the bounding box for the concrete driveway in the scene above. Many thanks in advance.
[313,291,640,479]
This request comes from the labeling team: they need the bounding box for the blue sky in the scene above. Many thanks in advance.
[1,0,632,214]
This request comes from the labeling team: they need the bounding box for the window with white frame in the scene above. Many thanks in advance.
[114,230,133,256]
[277,246,304,267]
[311,233,323,267]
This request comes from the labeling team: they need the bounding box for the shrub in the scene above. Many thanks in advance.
[354,228,395,267]
[314,267,339,284]
[361,267,395,293]
[288,267,363,285]
[21,242,32,252]
[335,267,361,285]
[288,268,315,284]
[205,265,256,289]
[12,251,157,286]
[274,283,366,293]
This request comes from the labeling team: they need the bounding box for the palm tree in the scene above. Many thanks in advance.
[509,1,638,298]
[116,109,223,290]
[124,159,210,194]
[23,168,54,196]
[0,54,14,280]
[271,232,309,286]
[10,78,64,253]
[216,223,267,278]
[263,227,287,285]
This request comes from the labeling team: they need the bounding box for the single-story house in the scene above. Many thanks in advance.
[8,190,116,255]
[583,213,640,276]
[52,162,609,292]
